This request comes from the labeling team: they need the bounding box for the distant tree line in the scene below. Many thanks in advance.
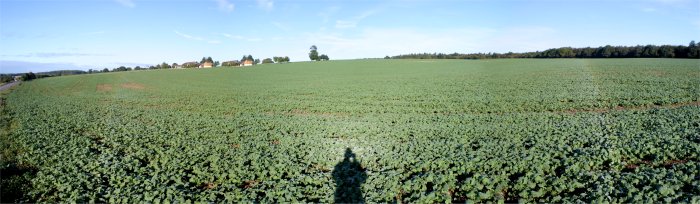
[389,41,700,59]
[1,70,87,83]
[0,74,14,83]
[272,56,291,63]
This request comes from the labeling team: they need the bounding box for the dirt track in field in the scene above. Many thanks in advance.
[0,81,20,92]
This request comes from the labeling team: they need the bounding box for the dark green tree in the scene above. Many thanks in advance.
[689,40,698,58]
[319,54,329,61]
[22,72,36,80]
[309,45,319,61]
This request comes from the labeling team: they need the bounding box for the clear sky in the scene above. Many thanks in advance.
[0,0,698,73]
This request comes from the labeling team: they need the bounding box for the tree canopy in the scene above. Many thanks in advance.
[390,41,700,59]
[309,45,330,61]
[309,45,319,61]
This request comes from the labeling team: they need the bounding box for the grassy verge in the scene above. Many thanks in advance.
[0,85,35,203]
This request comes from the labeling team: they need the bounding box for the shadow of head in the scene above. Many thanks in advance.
[332,148,367,203]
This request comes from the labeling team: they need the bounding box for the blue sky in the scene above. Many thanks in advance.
[0,0,698,73]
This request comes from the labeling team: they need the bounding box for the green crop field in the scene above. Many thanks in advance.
[2,59,699,202]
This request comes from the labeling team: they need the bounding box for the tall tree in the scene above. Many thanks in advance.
[689,40,698,58]
[206,57,213,63]
[22,72,36,80]
[309,45,319,61]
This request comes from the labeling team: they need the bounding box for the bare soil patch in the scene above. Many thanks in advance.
[96,84,113,92]
[120,83,145,90]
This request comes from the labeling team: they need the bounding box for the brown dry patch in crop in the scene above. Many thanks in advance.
[289,109,349,117]
[120,83,145,90]
[264,109,349,117]
[98,99,111,104]
[663,159,689,166]
[201,182,217,190]
[96,84,113,92]
[644,70,669,77]
[239,180,258,189]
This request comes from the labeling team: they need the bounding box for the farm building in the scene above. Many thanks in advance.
[200,62,213,68]
[182,62,199,68]
[242,59,253,66]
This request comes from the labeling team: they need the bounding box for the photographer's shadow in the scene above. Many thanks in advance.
[332,148,367,203]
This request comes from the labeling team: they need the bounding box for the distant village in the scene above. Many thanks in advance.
[178,55,292,69]
[148,55,292,70]
[80,55,293,74]
[1,45,330,82]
